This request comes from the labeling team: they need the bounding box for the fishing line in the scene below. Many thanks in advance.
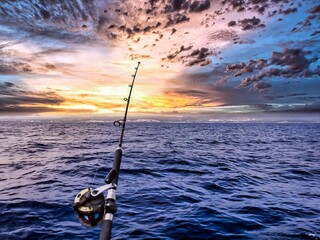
[89,162,99,187]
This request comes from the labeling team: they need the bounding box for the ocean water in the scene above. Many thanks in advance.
[0,120,319,240]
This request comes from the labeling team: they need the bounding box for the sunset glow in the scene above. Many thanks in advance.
[0,0,319,119]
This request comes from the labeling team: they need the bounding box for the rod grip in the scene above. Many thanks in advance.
[112,148,122,185]
[99,219,113,240]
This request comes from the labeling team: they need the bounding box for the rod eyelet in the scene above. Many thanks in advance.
[113,121,122,127]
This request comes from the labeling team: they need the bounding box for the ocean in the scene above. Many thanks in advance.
[0,120,319,240]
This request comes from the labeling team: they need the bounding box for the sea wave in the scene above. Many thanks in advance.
[0,121,319,239]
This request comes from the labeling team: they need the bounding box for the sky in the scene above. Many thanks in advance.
[0,0,319,120]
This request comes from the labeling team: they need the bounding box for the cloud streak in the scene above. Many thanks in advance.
[0,82,66,113]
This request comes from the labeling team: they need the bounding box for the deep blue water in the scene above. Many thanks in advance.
[0,120,319,240]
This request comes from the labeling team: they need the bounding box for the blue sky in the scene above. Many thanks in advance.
[0,0,319,119]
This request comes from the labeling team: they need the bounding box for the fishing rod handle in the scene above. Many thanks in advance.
[112,148,122,185]
[99,216,113,240]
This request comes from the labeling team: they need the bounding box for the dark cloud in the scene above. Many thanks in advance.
[292,4,320,33]
[165,13,190,27]
[228,20,236,27]
[179,45,193,52]
[253,5,266,14]
[44,64,56,70]
[173,89,211,98]
[221,0,289,14]
[279,7,297,15]
[164,0,189,12]
[227,48,320,91]
[173,0,187,10]
[311,30,320,37]
[309,4,320,14]
[164,0,211,13]
[189,0,211,13]
[186,48,212,66]
[0,61,33,74]
[252,81,271,92]
[268,48,319,79]
[226,62,246,71]
[221,0,246,12]
[250,102,320,113]
[238,76,259,88]
[4,82,15,87]
[163,45,193,61]
[226,59,267,77]
[0,82,65,113]
[263,93,309,100]
[238,16,265,31]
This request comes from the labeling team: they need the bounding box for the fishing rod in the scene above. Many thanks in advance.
[72,62,141,240]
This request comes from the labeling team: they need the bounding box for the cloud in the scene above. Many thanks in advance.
[1,0,297,71]
[263,93,309,100]
[164,0,211,13]
[252,81,271,92]
[185,48,212,66]
[249,103,320,113]
[291,4,320,33]
[221,0,247,12]
[165,13,190,27]
[226,48,320,91]
[129,53,151,61]
[210,29,239,42]
[226,59,267,77]
[0,82,65,113]
[162,45,193,61]
[308,4,320,14]
[0,1,97,43]
[164,0,189,12]
[279,7,297,15]
[161,64,267,108]
[0,44,66,75]
[214,76,229,86]
[221,0,289,14]
[234,16,266,31]
[228,20,237,27]
[189,0,211,13]
[0,61,32,74]
[270,48,313,74]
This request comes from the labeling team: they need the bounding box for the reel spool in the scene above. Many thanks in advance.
[73,188,105,227]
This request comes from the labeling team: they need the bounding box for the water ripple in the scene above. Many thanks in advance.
[0,121,319,240]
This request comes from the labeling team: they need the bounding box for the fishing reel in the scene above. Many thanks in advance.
[72,182,116,228]
[73,188,104,227]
